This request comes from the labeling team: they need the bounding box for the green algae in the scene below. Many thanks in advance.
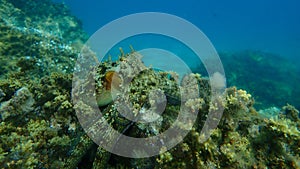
[72,50,299,168]
[1,47,300,168]
[0,0,87,80]
[0,0,89,168]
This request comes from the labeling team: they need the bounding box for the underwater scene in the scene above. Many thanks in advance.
[0,0,299,168]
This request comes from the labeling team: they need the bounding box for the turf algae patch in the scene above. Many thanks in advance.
[0,2,299,168]
[0,0,89,168]
[0,0,87,79]
[72,49,299,168]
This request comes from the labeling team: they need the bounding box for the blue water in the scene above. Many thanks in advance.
[53,0,300,62]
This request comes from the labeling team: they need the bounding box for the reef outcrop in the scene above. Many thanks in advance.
[0,0,299,168]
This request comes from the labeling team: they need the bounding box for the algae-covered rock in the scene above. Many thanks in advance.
[72,50,299,168]
[0,0,299,168]
[2,46,300,168]
[0,0,87,79]
[0,87,34,120]
[0,0,90,168]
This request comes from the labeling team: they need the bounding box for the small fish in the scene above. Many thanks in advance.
[97,71,122,107]
[104,71,122,90]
